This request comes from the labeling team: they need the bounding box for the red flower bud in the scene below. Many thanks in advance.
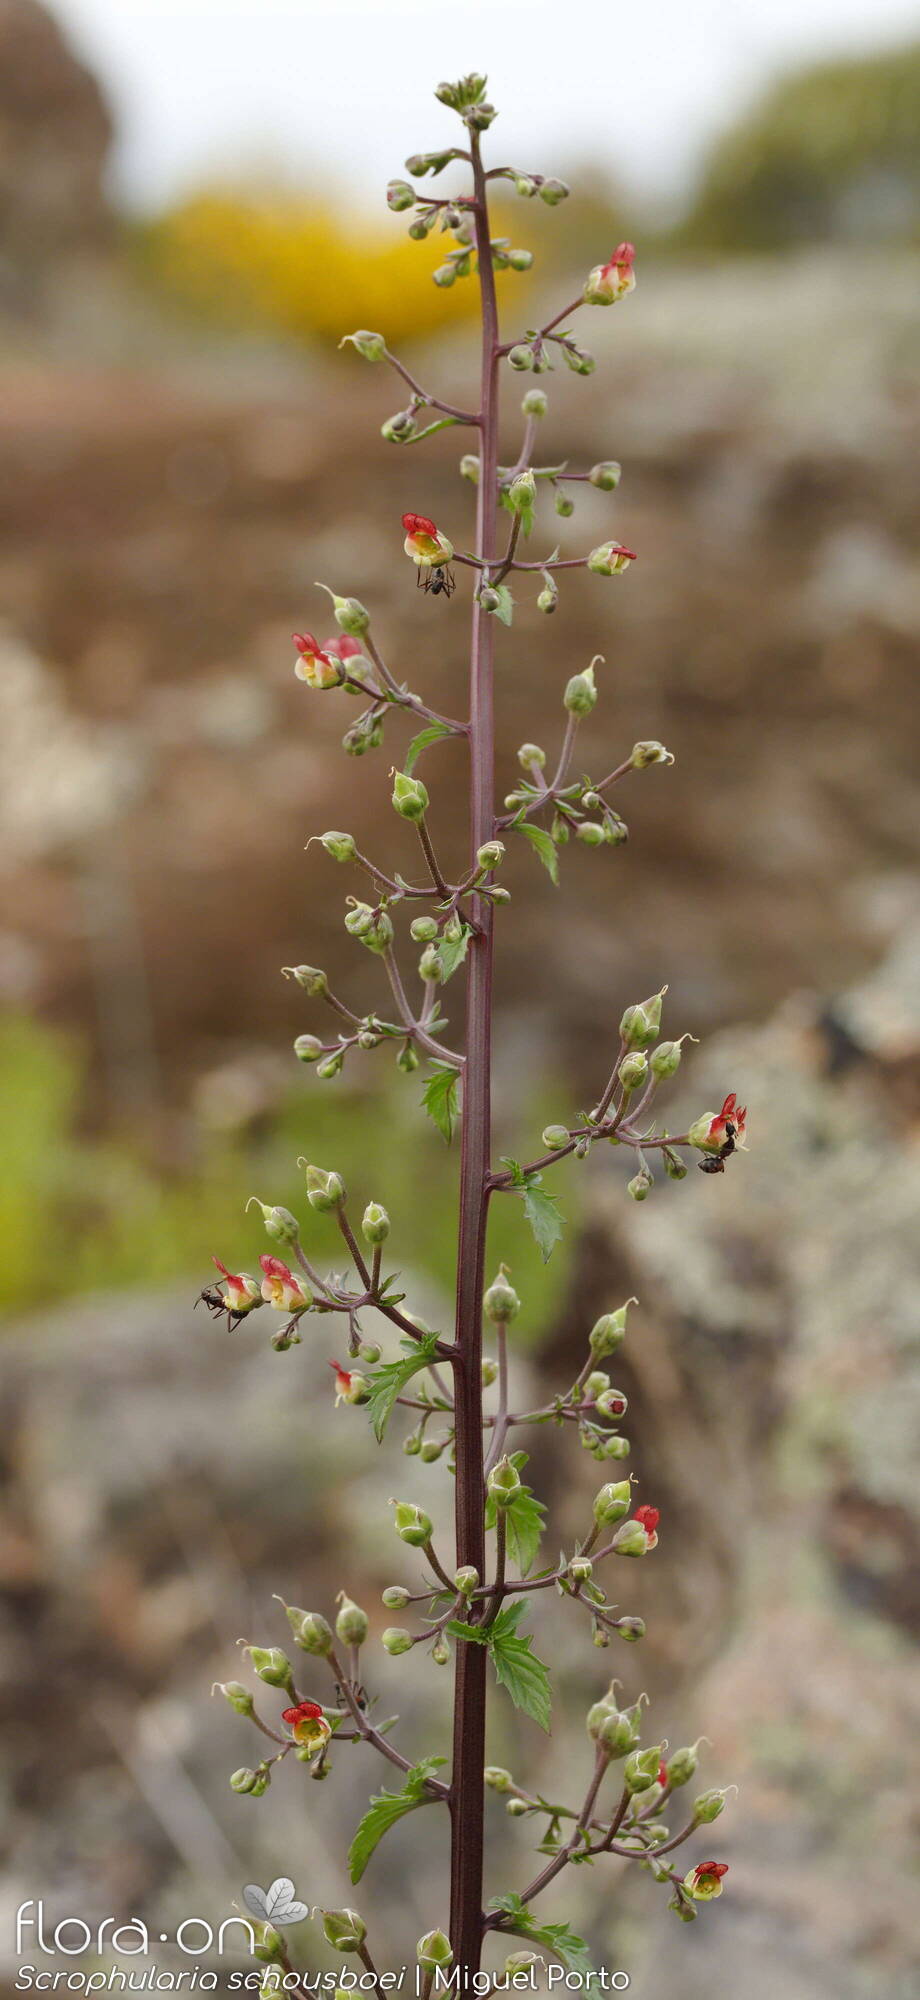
[329,1359,369,1406]
[657,1760,669,1789]
[634,1504,659,1535]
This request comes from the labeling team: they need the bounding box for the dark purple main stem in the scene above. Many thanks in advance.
[448,126,500,1980]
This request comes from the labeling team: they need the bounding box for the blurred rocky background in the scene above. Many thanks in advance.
[0,5,918,1998]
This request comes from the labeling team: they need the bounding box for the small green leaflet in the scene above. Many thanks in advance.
[422,1061,460,1142]
[364,1333,440,1441]
[444,1601,551,1729]
[432,925,470,984]
[522,1177,564,1263]
[518,822,559,884]
[485,1601,552,1731]
[405,719,453,773]
[485,1483,546,1575]
[486,1895,594,1979]
[347,1757,445,1882]
[492,583,515,627]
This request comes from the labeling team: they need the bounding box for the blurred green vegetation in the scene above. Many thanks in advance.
[0,1014,576,1334]
[678,41,920,251]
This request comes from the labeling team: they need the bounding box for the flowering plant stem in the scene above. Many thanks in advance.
[207,70,744,1990]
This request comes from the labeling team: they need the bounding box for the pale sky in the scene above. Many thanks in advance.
[54,0,919,214]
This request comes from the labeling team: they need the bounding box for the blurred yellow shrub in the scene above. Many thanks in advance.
[143,188,518,347]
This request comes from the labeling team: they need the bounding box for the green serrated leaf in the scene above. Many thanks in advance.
[421,1061,460,1143]
[405,719,453,773]
[445,1618,489,1644]
[364,1334,441,1441]
[433,924,471,984]
[522,1178,565,1263]
[348,1757,445,1882]
[486,1601,551,1731]
[486,1487,546,1576]
[486,1896,594,1979]
[517,821,559,884]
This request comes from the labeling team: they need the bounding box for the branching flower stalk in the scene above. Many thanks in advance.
[203,73,744,1991]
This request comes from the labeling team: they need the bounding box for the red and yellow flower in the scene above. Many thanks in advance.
[688,1093,748,1153]
[402,512,454,569]
[329,1360,370,1406]
[259,1254,311,1313]
[584,242,636,306]
[686,1861,729,1901]
[212,1257,261,1315]
[281,1699,332,1754]
[292,631,345,689]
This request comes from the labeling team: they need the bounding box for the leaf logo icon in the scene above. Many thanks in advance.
[243,1880,310,1927]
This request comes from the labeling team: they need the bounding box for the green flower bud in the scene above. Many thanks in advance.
[663,1146,689,1180]
[589,1301,634,1357]
[598,1706,642,1757]
[595,1386,628,1420]
[476,839,505,870]
[539,177,569,204]
[293,1612,334,1657]
[563,661,597,716]
[478,586,501,612]
[615,1615,646,1643]
[542,1123,570,1151]
[612,1517,654,1556]
[282,964,328,997]
[521,389,547,417]
[568,1555,593,1583]
[380,1584,410,1616]
[625,1745,664,1794]
[382,1626,413,1655]
[508,344,535,372]
[600,1434,631,1460]
[361,1201,390,1244]
[481,1356,498,1387]
[303,1163,346,1211]
[396,1040,419,1073]
[321,1910,366,1952]
[315,1052,343,1081]
[517,742,546,769]
[339,330,386,361]
[406,916,436,945]
[386,180,415,211]
[459,453,481,483]
[588,461,622,491]
[507,247,533,271]
[484,1267,520,1323]
[620,989,666,1050]
[242,1646,293,1691]
[392,1500,433,1547]
[246,1199,299,1244]
[506,1796,529,1817]
[587,541,634,576]
[576,820,606,846]
[508,469,536,515]
[320,830,357,863]
[584,1371,609,1398]
[417,1931,453,1972]
[344,902,394,954]
[555,489,576,515]
[627,1165,653,1202]
[536,573,558,614]
[335,1593,369,1647]
[454,1565,478,1595]
[666,1743,702,1789]
[293,1034,324,1064]
[487,1454,522,1507]
[693,1788,728,1823]
[392,770,429,821]
[619,1051,648,1091]
[415,943,441,984]
[561,343,595,375]
[485,1766,513,1792]
[650,1040,684,1078]
[214,1680,254,1716]
[433,264,457,288]
[593,1479,632,1526]
[630,739,674,768]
